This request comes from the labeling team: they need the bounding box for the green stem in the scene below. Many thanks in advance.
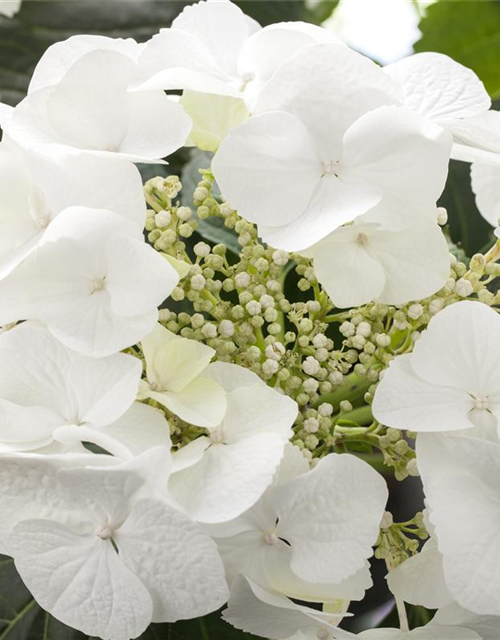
[198,618,210,640]
[324,311,350,323]
[255,326,266,352]
[313,373,372,409]
[336,405,374,426]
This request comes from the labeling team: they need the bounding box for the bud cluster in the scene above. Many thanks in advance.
[144,170,500,480]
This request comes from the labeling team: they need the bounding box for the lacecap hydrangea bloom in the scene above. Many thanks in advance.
[1,1,500,638]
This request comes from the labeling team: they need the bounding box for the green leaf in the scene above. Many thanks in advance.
[438,159,494,258]
[181,149,240,255]
[0,555,88,639]
[303,0,339,25]
[415,0,500,99]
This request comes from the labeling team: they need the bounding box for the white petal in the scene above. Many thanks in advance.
[372,354,474,433]
[45,50,135,152]
[0,321,71,413]
[203,361,266,392]
[0,400,60,448]
[432,602,500,640]
[361,628,479,640]
[451,141,500,166]
[259,175,381,253]
[0,231,96,326]
[41,204,142,248]
[411,301,500,396]
[169,434,287,523]
[221,384,296,444]
[171,435,211,473]
[106,237,179,317]
[137,28,232,93]
[367,220,450,305]
[418,434,500,614]
[11,519,152,640]
[116,498,229,622]
[212,110,321,232]
[238,26,319,108]
[471,162,500,227]
[59,464,146,525]
[275,454,388,584]
[0,454,85,547]
[46,292,158,358]
[29,34,142,93]
[384,52,490,121]
[222,576,346,640]
[69,352,142,427]
[254,542,371,604]
[312,226,386,308]
[273,443,310,486]
[119,91,192,160]
[103,402,172,457]
[446,111,500,160]
[387,538,453,609]
[340,106,452,207]
[27,149,148,229]
[256,42,399,160]
[0,145,41,277]
[172,0,260,78]
[149,376,227,428]
[430,473,500,615]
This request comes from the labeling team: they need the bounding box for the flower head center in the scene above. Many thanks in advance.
[356,232,369,246]
[95,524,114,540]
[209,428,224,445]
[474,395,490,410]
[322,159,339,176]
[241,70,255,84]
[90,277,106,294]
[263,532,279,545]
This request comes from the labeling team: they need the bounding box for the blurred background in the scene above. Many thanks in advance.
[0,1,499,639]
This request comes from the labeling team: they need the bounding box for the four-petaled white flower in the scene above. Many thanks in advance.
[0,321,170,457]
[0,207,179,356]
[0,448,229,640]
[169,363,298,523]
[3,48,192,163]
[212,43,451,252]
[306,213,449,308]
[212,446,387,598]
[139,322,227,427]
[372,301,500,440]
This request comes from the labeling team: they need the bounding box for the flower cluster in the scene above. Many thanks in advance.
[0,1,500,639]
